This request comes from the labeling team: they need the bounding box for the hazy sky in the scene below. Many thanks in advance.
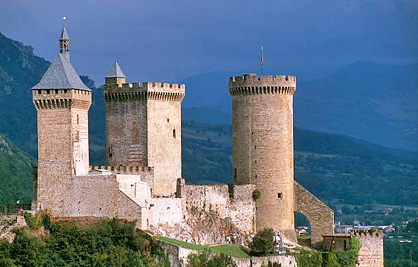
[1,0,417,84]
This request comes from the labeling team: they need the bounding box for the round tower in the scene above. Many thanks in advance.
[229,73,297,241]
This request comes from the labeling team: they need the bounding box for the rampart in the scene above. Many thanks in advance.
[90,165,154,189]
[182,183,256,235]
[65,174,142,225]
[33,89,92,109]
[353,230,384,267]
[104,82,185,102]
[294,181,334,245]
[229,74,296,95]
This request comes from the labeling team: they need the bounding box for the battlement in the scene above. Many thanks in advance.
[33,89,92,110]
[229,74,296,95]
[104,81,185,102]
[351,229,383,237]
[104,81,185,93]
[89,165,154,175]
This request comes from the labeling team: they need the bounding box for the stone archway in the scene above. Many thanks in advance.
[294,182,334,246]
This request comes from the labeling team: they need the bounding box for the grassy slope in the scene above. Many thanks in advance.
[156,236,251,258]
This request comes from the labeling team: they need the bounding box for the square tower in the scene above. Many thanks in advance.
[104,63,185,196]
[32,27,92,215]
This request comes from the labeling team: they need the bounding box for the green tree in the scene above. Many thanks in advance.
[250,228,276,256]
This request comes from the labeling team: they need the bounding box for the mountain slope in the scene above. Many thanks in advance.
[178,62,418,151]
[181,121,418,206]
[0,135,33,206]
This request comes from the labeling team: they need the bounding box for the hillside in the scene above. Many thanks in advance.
[181,121,418,206]
[178,62,418,151]
[0,135,33,206]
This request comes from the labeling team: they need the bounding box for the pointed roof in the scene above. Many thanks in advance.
[32,54,90,91]
[105,61,126,78]
[60,27,69,40]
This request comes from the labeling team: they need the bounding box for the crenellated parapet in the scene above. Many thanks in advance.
[33,89,92,110]
[229,73,296,95]
[104,82,185,102]
[89,165,153,175]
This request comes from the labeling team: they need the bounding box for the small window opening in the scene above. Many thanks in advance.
[109,147,113,158]
[254,145,257,149]
[255,175,257,179]
[173,129,176,138]
[254,160,257,163]
[234,168,237,180]
[167,118,170,122]
[77,115,79,125]
[278,193,283,199]
[252,132,254,135]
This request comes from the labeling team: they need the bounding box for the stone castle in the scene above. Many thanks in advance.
[32,26,345,249]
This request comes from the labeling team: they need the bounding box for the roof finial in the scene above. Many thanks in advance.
[59,17,70,58]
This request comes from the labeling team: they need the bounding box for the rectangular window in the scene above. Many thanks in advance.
[278,193,283,199]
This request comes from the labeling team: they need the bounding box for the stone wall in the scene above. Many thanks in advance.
[65,174,142,223]
[354,231,384,267]
[234,255,297,267]
[105,97,148,167]
[152,198,183,226]
[230,73,297,241]
[294,181,334,245]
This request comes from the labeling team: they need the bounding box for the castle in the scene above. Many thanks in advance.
[31,26,335,246]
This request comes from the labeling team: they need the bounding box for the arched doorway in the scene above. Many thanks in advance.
[295,211,311,247]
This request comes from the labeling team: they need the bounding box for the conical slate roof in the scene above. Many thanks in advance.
[60,27,69,40]
[105,61,126,78]
[32,54,90,91]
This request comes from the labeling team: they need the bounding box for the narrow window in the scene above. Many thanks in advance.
[278,193,283,199]
[254,145,257,149]
[77,114,79,125]
[344,240,348,250]
[109,147,113,158]
[234,168,237,180]
[173,129,176,138]
[167,118,170,122]
[255,175,257,179]
[254,160,257,163]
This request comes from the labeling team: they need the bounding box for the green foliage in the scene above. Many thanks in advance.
[156,236,250,258]
[250,228,275,256]
[23,212,43,230]
[252,189,261,201]
[187,252,236,267]
[0,218,162,266]
[294,237,360,267]
[385,234,418,266]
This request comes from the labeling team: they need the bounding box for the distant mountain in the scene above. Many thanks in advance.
[0,135,33,206]
[0,32,49,155]
[178,62,418,151]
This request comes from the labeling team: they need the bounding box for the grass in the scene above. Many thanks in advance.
[155,236,251,258]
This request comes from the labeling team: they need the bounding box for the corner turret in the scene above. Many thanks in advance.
[105,61,126,86]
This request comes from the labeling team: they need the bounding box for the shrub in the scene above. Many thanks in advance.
[188,252,236,267]
[252,189,261,201]
[250,228,275,256]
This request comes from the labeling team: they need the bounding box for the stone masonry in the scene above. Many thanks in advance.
[104,80,185,196]
[229,74,298,241]
[294,181,334,245]
[354,231,384,267]
[29,26,365,261]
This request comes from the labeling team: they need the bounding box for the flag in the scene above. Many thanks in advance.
[260,46,263,65]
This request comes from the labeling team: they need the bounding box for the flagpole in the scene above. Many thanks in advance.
[260,46,264,76]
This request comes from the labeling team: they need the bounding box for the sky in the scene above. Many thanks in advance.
[1,0,417,84]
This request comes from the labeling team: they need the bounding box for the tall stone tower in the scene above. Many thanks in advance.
[229,73,297,240]
[104,63,185,196]
[32,27,92,215]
